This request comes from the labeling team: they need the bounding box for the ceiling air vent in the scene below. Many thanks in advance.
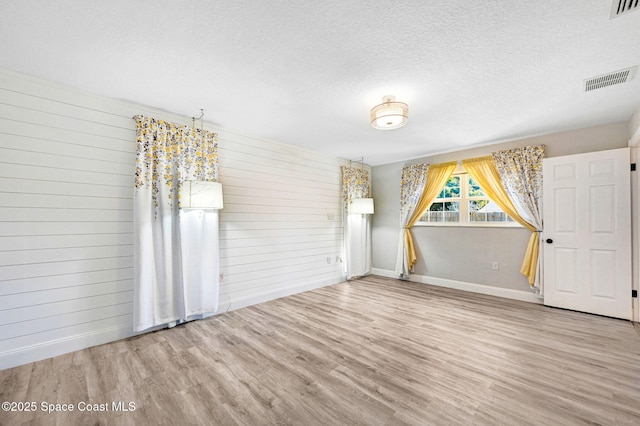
[610,0,639,19]
[583,66,637,92]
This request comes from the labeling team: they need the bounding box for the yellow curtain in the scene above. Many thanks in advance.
[403,161,457,271]
[462,156,538,285]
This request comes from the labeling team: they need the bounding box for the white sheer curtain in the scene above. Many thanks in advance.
[395,163,429,277]
[345,214,371,278]
[341,166,372,279]
[133,116,220,332]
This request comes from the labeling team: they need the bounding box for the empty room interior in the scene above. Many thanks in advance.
[1,1,640,425]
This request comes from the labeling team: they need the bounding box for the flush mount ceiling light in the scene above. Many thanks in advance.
[370,95,409,130]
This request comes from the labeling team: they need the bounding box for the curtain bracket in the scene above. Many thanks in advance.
[192,109,205,129]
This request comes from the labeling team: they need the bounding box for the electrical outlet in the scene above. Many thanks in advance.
[327,213,334,220]
[326,257,331,264]
[491,262,499,270]
[219,272,225,282]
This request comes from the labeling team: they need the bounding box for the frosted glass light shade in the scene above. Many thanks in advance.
[349,198,374,215]
[181,180,224,209]
[370,95,408,130]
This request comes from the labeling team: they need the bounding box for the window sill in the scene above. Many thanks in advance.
[413,222,524,229]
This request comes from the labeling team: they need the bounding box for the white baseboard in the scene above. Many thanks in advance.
[220,274,346,313]
[371,268,542,304]
[371,268,399,279]
[0,324,135,371]
[0,275,345,371]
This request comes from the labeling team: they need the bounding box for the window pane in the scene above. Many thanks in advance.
[420,201,459,222]
[468,177,485,197]
[468,200,514,222]
[438,176,460,199]
[417,172,520,226]
[429,202,445,211]
[469,200,489,211]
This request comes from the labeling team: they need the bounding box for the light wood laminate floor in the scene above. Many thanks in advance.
[1,275,639,425]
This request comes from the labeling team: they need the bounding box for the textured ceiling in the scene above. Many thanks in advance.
[1,0,639,165]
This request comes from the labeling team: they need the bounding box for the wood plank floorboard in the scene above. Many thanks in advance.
[1,275,639,425]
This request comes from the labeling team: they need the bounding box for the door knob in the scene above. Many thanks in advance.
[545,238,553,244]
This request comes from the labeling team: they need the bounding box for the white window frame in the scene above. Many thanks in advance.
[415,172,522,228]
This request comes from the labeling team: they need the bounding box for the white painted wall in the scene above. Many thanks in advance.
[372,123,631,301]
[0,68,346,369]
[630,105,640,144]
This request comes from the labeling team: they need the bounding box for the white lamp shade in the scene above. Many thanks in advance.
[181,180,224,209]
[349,198,374,215]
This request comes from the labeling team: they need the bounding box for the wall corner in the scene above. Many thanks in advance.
[629,105,640,146]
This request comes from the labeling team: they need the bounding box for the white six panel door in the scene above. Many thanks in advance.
[543,148,631,319]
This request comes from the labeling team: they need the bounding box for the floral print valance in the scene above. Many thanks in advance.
[492,145,544,205]
[341,166,370,207]
[134,115,219,211]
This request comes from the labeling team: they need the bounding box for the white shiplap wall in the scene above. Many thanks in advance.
[0,68,346,369]
[218,133,346,309]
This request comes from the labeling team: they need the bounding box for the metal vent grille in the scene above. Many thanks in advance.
[610,0,639,19]
[584,66,637,92]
